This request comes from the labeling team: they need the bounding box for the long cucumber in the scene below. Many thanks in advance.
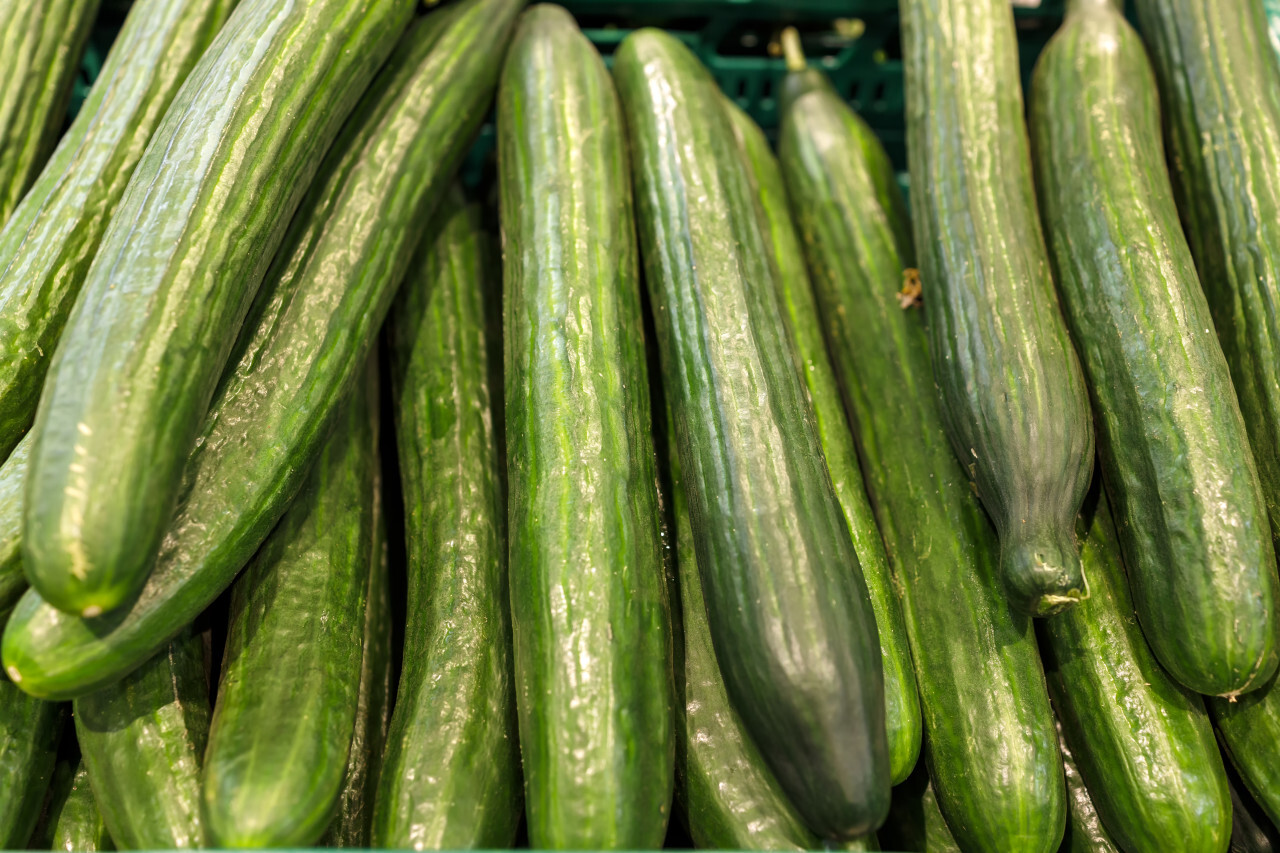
[1059,729,1120,853]
[0,680,61,846]
[0,432,29,625]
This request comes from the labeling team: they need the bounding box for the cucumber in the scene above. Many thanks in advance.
[0,0,99,225]
[1059,727,1120,853]
[1040,487,1229,853]
[2,0,522,700]
[1268,0,1280,63]
[1210,672,1280,828]
[375,193,520,848]
[0,680,61,846]
[500,9,673,846]
[21,0,414,617]
[1228,757,1280,853]
[26,754,76,849]
[52,762,114,852]
[0,0,234,462]
[725,93,920,787]
[616,27,888,841]
[778,79,1064,852]
[900,0,1094,617]
[1031,0,1278,699]
[0,433,30,625]
[74,632,209,849]
[879,765,961,853]
[202,364,379,848]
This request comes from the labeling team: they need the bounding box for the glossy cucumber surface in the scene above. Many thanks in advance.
[53,762,115,852]
[0,678,61,847]
[1059,727,1120,853]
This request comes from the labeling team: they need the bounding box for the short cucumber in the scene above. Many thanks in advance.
[500,9,673,846]
[616,27,888,841]
[1059,727,1120,853]
[74,632,209,849]
[0,433,30,625]
[375,193,520,848]
[2,0,522,700]
[52,762,114,852]
[0,679,61,846]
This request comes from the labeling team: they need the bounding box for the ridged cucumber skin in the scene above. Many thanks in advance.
[1041,488,1229,853]
[21,0,414,617]
[1059,729,1120,853]
[778,85,1064,853]
[1,0,521,701]
[1132,0,1280,576]
[74,632,209,850]
[500,10,673,846]
[727,97,920,787]
[0,0,234,464]
[617,28,888,841]
[0,433,29,625]
[201,365,379,848]
[375,194,520,849]
[0,0,99,225]
[900,0,1094,617]
[52,762,115,852]
[0,679,61,847]
[1030,0,1278,699]
[1210,672,1280,829]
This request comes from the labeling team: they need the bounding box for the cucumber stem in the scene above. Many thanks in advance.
[781,27,806,73]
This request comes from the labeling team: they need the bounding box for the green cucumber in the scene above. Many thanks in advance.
[1059,727,1120,853]
[901,0,1093,617]
[724,94,920,787]
[0,433,29,625]
[2,0,522,700]
[375,193,520,848]
[1031,0,1278,699]
[21,0,414,616]
[0,0,235,462]
[1210,672,1280,828]
[0,680,61,846]
[880,766,961,853]
[0,0,99,225]
[778,77,1064,852]
[1267,0,1280,63]
[202,364,379,848]
[617,27,888,841]
[26,753,75,849]
[500,9,672,846]
[74,632,209,849]
[1228,757,1280,853]
[52,762,114,852]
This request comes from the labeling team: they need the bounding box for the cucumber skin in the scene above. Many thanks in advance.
[0,678,61,847]
[1,0,521,701]
[0,0,235,462]
[21,0,414,616]
[500,9,673,846]
[1031,0,1278,699]
[727,97,920,787]
[778,85,1064,853]
[74,632,210,850]
[617,28,889,841]
[879,766,961,853]
[1059,727,1120,853]
[1211,673,1280,829]
[53,762,115,852]
[0,433,30,626]
[0,0,99,225]
[901,0,1093,617]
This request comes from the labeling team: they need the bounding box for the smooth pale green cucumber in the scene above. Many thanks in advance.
[1031,0,1277,699]
[0,433,29,625]
[901,0,1093,617]
[0,0,99,224]
[617,27,888,841]
[375,193,520,849]
[2,0,522,700]
[21,0,414,616]
[0,0,234,462]
[74,632,209,849]
[778,82,1063,852]
[725,95,920,787]
[0,679,61,846]
[1211,672,1280,828]
[52,762,114,852]
[1059,727,1120,853]
[500,9,673,846]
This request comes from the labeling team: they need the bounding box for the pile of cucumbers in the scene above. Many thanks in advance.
[1,0,1280,849]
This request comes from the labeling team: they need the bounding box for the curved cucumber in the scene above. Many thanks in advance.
[0,433,30,625]
[901,0,1093,617]
[52,762,114,852]
[2,0,522,700]
[74,632,209,849]
[0,0,234,462]
[778,83,1064,852]
[0,679,61,846]
[500,9,672,846]
[375,193,520,848]
[1059,728,1120,853]
[1031,0,1277,699]
[21,0,413,616]
[727,94,920,786]
[616,27,888,841]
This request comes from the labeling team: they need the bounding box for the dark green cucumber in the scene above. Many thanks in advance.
[617,28,888,842]
[879,765,961,853]
[375,193,519,848]
[725,96,920,787]
[1227,756,1280,853]
[1210,672,1280,828]
[1040,487,1229,853]
[0,0,234,462]
[900,0,1094,617]
[202,364,379,848]
[500,9,672,846]
[1031,0,1278,699]
[74,632,209,849]
[52,762,114,852]
[2,0,522,700]
[1059,727,1120,853]
[778,81,1064,852]
[26,753,76,849]
[0,679,61,846]
[0,0,99,225]
[0,433,29,625]
[21,0,413,616]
